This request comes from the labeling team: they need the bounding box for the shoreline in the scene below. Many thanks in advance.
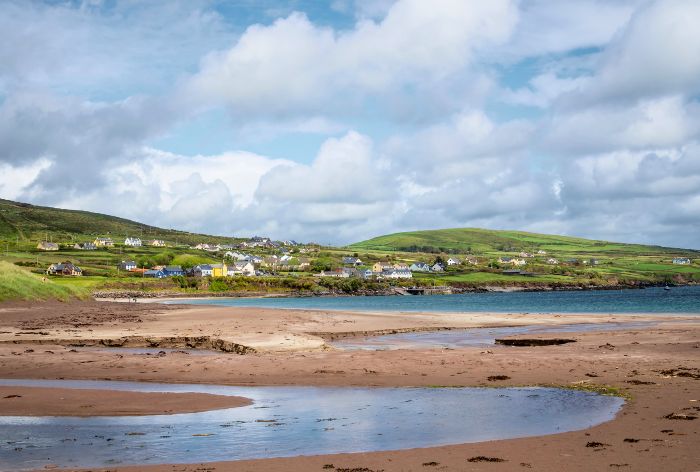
[91,280,700,301]
[0,385,252,416]
[0,301,697,471]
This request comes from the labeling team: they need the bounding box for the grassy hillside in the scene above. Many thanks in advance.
[0,198,234,245]
[349,228,699,257]
[0,262,88,301]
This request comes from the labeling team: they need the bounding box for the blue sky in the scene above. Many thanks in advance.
[1,0,699,248]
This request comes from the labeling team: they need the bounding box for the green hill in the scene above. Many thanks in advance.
[0,261,88,301]
[349,228,698,257]
[0,198,233,245]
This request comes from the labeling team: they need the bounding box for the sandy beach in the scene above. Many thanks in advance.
[0,300,698,471]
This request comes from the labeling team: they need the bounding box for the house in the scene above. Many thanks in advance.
[124,237,142,247]
[194,243,219,252]
[342,257,363,266]
[519,252,534,258]
[144,269,167,278]
[193,264,214,277]
[372,262,394,273]
[499,257,526,266]
[37,241,59,251]
[46,261,82,276]
[564,258,579,265]
[118,260,137,271]
[94,237,114,247]
[446,257,461,266]
[409,262,431,272]
[224,251,248,260]
[672,257,691,265]
[360,268,374,279]
[149,240,166,247]
[547,257,559,265]
[537,250,547,255]
[465,256,479,265]
[211,264,227,277]
[588,259,600,265]
[74,242,97,250]
[393,263,410,270]
[228,261,256,276]
[431,263,444,272]
[279,254,293,262]
[162,265,184,277]
[381,268,412,279]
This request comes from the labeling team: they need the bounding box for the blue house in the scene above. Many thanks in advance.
[144,269,166,278]
[162,265,184,276]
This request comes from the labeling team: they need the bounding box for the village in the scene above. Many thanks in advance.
[37,235,696,288]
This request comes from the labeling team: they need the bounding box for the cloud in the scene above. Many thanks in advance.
[186,0,517,119]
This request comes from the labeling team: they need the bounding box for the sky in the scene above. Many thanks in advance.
[1,0,699,248]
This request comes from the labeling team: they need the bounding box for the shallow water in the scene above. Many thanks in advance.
[331,321,656,350]
[170,286,700,314]
[0,379,624,470]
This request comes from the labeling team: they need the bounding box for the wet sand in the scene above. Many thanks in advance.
[0,386,251,416]
[0,301,697,471]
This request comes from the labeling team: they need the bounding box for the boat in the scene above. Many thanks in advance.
[664,285,671,291]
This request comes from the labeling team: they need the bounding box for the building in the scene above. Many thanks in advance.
[94,237,114,247]
[381,268,413,279]
[672,257,691,265]
[228,261,256,276]
[118,260,137,271]
[46,261,82,276]
[342,257,363,266]
[409,262,431,272]
[446,258,461,266]
[465,256,479,265]
[162,265,184,277]
[211,264,227,277]
[193,264,214,277]
[537,250,547,255]
[149,240,166,247]
[519,252,534,258]
[37,241,59,251]
[431,263,444,272]
[74,242,97,250]
[124,237,142,247]
[547,258,559,265]
[144,269,167,278]
[499,257,526,266]
[372,262,394,273]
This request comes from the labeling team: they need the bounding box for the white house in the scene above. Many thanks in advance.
[672,257,691,265]
[193,264,214,277]
[124,237,142,247]
[547,258,559,265]
[382,269,413,279]
[431,263,444,272]
[499,257,527,266]
[228,261,256,276]
[409,262,431,272]
[537,250,547,255]
[118,260,137,271]
[446,257,461,266]
[149,239,166,247]
[342,257,363,266]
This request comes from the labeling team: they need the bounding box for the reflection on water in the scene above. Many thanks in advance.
[0,379,623,470]
[331,321,655,350]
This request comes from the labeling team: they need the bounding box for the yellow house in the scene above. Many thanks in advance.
[372,262,393,273]
[212,263,228,277]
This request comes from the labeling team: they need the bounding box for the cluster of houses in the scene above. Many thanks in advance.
[673,257,692,265]
[116,260,258,278]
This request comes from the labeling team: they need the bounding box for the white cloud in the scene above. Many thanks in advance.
[187,0,517,118]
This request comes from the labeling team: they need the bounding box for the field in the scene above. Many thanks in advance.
[0,261,88,301]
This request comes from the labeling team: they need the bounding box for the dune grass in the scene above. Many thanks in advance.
[0,261,89,302]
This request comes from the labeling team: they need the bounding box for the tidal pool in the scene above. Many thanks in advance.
[331,321,654,350]
[0,379,623,470]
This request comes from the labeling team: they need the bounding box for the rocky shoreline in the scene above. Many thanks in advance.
[92,281,697,300]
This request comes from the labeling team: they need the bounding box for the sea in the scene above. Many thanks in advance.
[169,285,700,314]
